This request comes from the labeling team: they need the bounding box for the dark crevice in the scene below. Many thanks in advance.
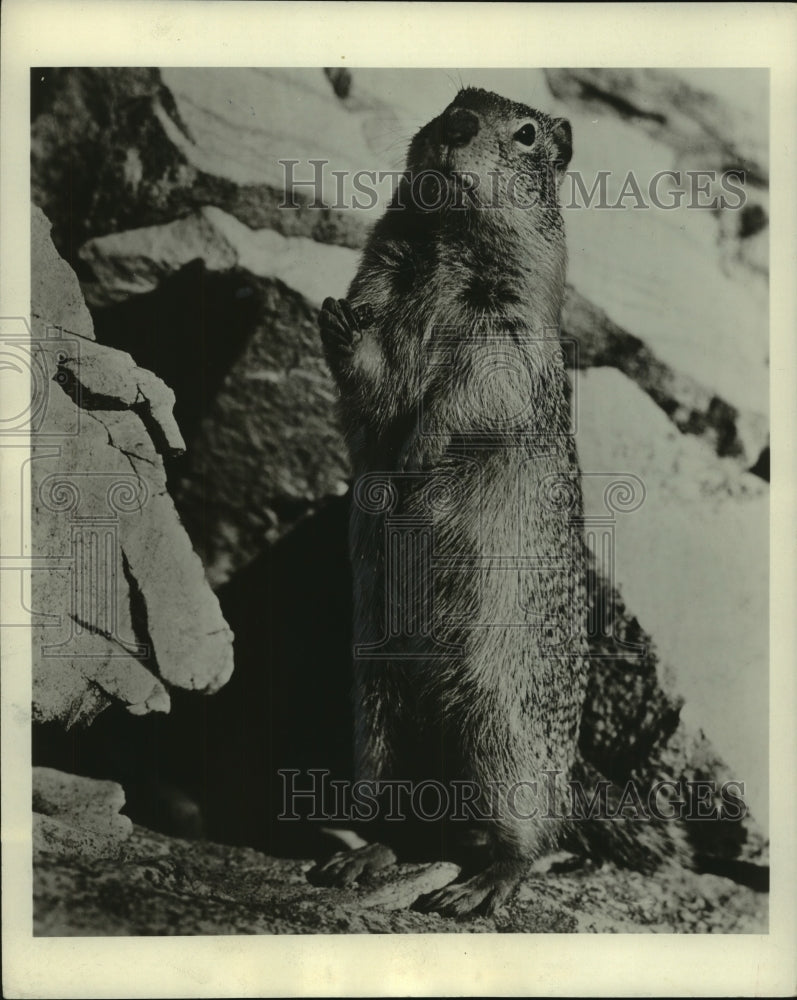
[55,363,128,413]
[748,445,770,482]
[678,395,744,460]
[33,496,355,857]
[120,549,157,673]
[738,203,768,239]
[324,67,352,100]
[694,854,769,892]
[720,162,769,191]
[562,291,761,466]
[90,260,263,447]
[577,79,668,125]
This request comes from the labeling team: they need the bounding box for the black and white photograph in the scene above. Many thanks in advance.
[2,2,796,997]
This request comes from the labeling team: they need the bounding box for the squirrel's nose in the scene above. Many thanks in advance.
[442,108,480,147]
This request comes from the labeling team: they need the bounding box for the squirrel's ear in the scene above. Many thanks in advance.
[551,118,572,181]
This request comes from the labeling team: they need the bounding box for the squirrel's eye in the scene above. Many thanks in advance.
[513,123,537,146]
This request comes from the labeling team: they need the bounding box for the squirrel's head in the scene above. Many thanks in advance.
[405,88,572,215]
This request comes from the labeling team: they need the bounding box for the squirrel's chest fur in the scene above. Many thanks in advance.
[345,214,569,461]
[342,215,586,780]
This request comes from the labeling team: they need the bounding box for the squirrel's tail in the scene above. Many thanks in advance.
[561,753,694,874]
[562,754,768,891]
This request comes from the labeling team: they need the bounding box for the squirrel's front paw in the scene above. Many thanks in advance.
[307,842,396,888]
[319,298,372,369]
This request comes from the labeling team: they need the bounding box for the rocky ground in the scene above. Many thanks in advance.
[33,770,766,936]
[28,67,769,935]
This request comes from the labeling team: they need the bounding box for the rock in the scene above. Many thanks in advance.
[32,823,766,935]
[75,208,358,578]
[78,216,354,579]
[562,286,768,466]
[544,68,768,180]
[78,206,360,310]
[30,384,175,725]
[119,491,235,692]
[31,69,192,260]
[563,189,768,428]
[544,68,768,432]
[171,265,351,582]
[324,68,353,100]
[78,210,239,308]
[358,863,462,910]
[33,767,132,860]
[576,550,767,871]
[57,334,186,455]
[547,66,770,327]
[158,68,372,193]
[31,198,96,341]
[576,367,768,830]
[31,67,374,266]
[31,204,234,724]
[32,620,171,727]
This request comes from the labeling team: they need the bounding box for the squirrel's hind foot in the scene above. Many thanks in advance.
[414,860,525,918]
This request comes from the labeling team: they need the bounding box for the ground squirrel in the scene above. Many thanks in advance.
[314,88,606,916]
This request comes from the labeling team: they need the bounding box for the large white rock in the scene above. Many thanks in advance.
[80,206,359,309]
[539,68,769,423]
[576,367,768,830]
[564,188,768,423]
[160,68,372,188]
[31,204,235,725]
